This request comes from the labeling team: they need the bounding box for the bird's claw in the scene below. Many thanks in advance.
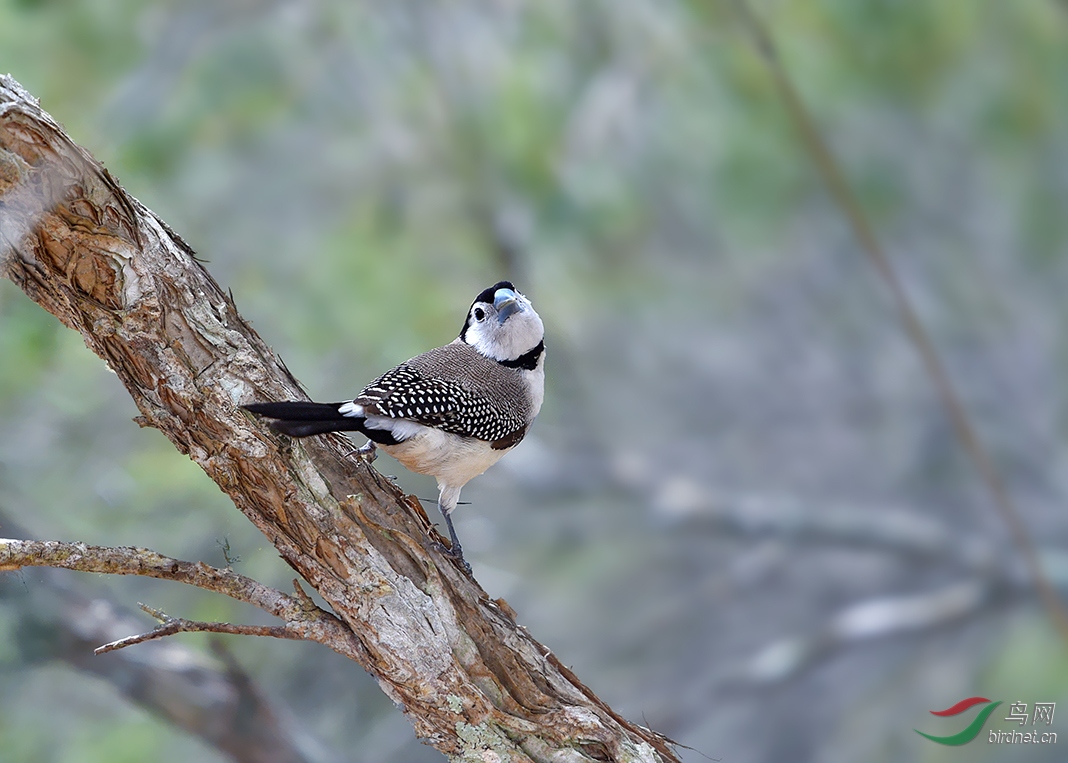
[432,539,472,575]
[356,440,377,462]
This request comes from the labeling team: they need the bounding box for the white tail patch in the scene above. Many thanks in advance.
[339,402,364,417]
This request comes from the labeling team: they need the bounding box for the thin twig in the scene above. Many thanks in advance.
[730,0,1068,640]
[95,603,304,655]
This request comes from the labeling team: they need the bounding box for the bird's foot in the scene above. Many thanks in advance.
[355,440,377,463]
[432,537,472,575]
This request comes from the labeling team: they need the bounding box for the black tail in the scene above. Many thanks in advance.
[243,401,365,438]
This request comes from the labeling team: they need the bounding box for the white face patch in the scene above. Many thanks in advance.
[463,291,544,362]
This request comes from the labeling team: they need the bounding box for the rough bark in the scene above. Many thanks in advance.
[0,75,677,763]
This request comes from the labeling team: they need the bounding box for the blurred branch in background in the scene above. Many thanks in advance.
[728,0,1068,640]
[0,513,323,763]
[734,580,991,685]
[653,483,1068,682]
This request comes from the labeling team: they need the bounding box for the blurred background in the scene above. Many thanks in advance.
[2,1,1068,761]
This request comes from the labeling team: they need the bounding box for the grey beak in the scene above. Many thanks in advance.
[494,288,521,324]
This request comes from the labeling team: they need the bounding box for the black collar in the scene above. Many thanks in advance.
[497,340,544,371]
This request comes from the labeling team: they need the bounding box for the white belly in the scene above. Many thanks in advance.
[376,421,509,489]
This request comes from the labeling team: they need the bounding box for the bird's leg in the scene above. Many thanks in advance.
[439,511,471,571]
[432,484,471,574]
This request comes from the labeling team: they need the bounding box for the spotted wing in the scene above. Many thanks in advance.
[355,360,527,445]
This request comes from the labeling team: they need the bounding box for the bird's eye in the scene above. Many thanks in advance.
[473,307,486,322]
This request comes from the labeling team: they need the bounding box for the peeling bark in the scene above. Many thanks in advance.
[0,75,678,763]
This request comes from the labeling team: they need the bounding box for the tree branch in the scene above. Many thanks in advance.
[95,603,306,655]
[0,507,321,763]
[0,74,676,762]
[0,538,367,659]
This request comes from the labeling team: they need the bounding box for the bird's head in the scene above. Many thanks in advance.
[459,281,544,364]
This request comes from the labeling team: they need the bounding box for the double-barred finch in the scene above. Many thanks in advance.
[244,281,545,572]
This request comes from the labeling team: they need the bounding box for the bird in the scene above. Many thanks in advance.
[243,281,545,572]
